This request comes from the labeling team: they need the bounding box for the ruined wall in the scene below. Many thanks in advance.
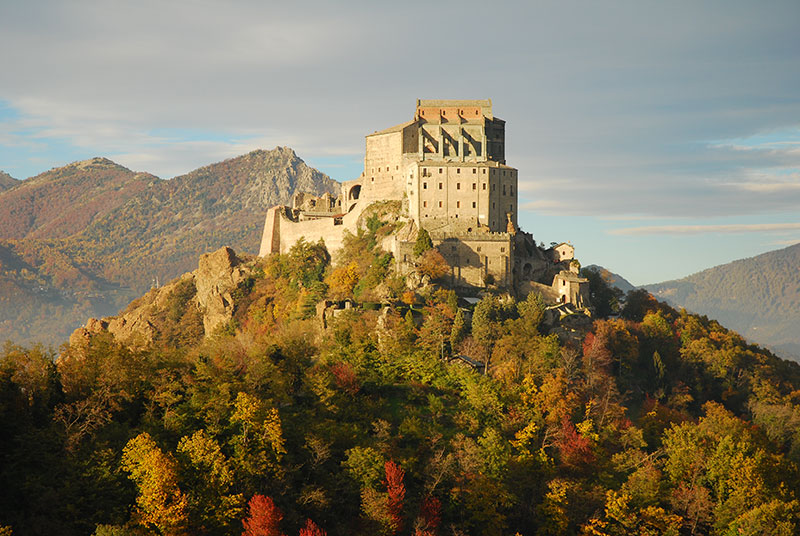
[258,202,365,257]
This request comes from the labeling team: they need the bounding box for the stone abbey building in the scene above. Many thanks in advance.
[259,99,589,306]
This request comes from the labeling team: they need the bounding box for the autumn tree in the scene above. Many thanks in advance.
[325,261,360,300]
[177,429,244,533]
[417,249,449,280]
[385,461,406,535]
[298,519,326,536]
[121,433,188,535]
[242,495,285,536]
[230,392,287,479]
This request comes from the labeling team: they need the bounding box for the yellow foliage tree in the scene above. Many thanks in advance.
[230,392,287,476]
[121,432,188,535]
[325,261,360,300]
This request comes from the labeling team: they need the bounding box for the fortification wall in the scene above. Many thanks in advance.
[258,201,365,257]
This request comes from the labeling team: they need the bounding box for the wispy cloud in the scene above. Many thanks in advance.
[610,223,800,236]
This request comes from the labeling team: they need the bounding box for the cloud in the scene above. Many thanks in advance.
[610,222,800,236]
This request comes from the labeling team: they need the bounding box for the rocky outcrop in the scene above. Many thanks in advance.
[194,247,250,335]
[69,247,253,350]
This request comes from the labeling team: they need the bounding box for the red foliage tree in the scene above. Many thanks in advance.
[242,494,285,536]
[384,460,406,535]
[418,495,441,534]
[329,361,360,395]
[556,416,595,469]
[298,519,326,536]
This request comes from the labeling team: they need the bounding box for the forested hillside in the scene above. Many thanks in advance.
[645,243,800,360]
[0,148,338,345]
[2,219,799,536]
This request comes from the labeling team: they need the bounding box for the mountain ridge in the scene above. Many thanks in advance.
[0,147,339,346]
[645,242,800,360]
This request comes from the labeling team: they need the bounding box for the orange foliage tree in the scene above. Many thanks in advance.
[242,495,285,536]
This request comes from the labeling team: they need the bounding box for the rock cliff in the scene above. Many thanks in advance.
[70,247,254,349]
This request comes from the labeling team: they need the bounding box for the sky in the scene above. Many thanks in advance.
[1,0,799,285]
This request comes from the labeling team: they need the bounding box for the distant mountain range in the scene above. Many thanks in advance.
[0,148,338,345]
[645,243,800,360]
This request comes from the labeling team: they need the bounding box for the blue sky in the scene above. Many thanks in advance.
[1,1,799,285]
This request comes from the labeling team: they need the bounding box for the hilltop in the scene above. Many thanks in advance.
[0,171,17,191]
[645,242,800,360]
[0,158,156,240]
[0,148,338,345]
[3,230,800,535]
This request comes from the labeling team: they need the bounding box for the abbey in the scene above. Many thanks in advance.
[258,99,589,307]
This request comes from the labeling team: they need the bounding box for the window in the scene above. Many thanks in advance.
[509,205,513,211]
[503,185,506,195]
[456,183,461,190]
[472,201,476,208]
[483,169,486,174]
[492,184,496,191]
[423,201,427,207]
[477,247,482,252]
[439,168,442,174]
[510,186,514,195]
[423,182,427,189]
[492,202,495,208]
[472,183,476,190]
[501,247,505,253]
[438,201,443,208]
[439,183,443,190]
[457,168,461,174]
[483,183,486,190]
[456,201,460,208]
[473,169,477,174]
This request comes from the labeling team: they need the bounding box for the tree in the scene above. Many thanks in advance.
[413,228,433,257]
[417,249,449,280]
[450,308,468,350]
[121,433,188,535]
[385,461,406,535]
[298,519,326,536]
[230,392,287,477]
[325,261,360,300]
[242,495,285,536]
[177,429,244,532]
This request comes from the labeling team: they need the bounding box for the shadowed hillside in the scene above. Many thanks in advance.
[0,147,338,346]
[645,242,800,360]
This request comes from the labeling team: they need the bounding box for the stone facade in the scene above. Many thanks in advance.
[258,99,589,307]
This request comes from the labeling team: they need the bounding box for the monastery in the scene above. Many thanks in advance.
[258,99,589,307]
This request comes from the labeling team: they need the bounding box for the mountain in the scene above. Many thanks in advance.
[0,158,156,240]
[583,264,636,293]
[645,242,800,360]
[0,171,17,191]
[0,147,338,346]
